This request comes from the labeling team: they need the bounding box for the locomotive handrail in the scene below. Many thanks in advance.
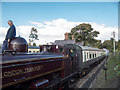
[14,77,26,82]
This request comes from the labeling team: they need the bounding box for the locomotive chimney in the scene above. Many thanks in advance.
[65,32,69,40]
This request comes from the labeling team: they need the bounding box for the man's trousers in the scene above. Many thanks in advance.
[2,40,8,53]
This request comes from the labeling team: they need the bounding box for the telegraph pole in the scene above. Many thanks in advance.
[112,31,116,55]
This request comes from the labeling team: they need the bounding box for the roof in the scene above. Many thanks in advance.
[28,46,40,49]
[76,42,104,51]
[78,45,104,51]
[54,40,75,46]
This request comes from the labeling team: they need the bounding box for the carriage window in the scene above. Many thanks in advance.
[93,54,94,58]
[47,46,52,52]
[69,49,75,57]
[87,53,88,59]
[95,53,96,57]
[56,45,59,49]
[59,48,63,53]
[84,52,86,61]
[40,47,43,52]
[90,54,91,59]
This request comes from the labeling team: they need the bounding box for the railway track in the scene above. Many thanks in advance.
[71,57,107,88]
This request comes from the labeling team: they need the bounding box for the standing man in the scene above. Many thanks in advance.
[2,20,16,53]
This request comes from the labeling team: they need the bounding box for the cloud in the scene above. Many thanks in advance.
[30,21,44,27]
[90,23,118,42]
[0,18,118,45]
[0,27,8,43]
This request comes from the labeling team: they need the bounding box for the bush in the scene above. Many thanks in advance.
[114,53,120,77]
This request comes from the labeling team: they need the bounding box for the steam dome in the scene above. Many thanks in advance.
[9,37,28,52]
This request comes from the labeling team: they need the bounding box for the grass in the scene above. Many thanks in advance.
[92,53,119,88]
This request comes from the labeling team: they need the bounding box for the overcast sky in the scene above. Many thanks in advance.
[0,2,118,45]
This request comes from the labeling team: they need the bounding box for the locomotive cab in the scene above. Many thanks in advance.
[3,36,28,54]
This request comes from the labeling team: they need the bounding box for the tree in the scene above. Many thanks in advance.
[29,27,39,46]
[102,40,113,52]
[102,38,117,53]
[68,23,99,46]
[93,40,102,48]
[101,38,119,53]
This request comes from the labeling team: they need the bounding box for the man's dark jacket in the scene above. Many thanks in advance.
[5,25,16,40]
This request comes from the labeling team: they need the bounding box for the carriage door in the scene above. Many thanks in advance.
[69,48,77,73]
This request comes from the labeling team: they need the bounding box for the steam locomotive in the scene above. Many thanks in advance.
[0,36,107,89]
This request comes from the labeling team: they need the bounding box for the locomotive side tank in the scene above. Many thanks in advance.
[1,54,63,88]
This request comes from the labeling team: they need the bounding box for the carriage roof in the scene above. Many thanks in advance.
[78,45,105,51]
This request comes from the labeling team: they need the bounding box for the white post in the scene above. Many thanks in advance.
[114,38,115,55]
[113,31,116,56]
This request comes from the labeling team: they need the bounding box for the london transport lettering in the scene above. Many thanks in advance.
[1,65,43,78]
